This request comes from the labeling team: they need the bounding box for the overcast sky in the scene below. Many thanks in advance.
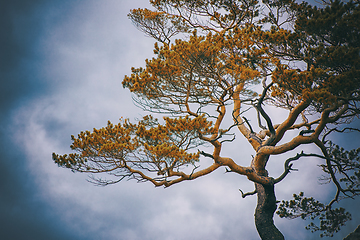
[1,0,359,239]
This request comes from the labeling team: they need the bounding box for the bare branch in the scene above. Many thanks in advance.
[274,152,302,184]
[239,188,257,198]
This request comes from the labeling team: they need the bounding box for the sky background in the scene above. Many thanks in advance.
[1,0,359,239]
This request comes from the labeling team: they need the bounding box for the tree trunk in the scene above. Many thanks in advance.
[344,225,360,240]
[254,182,284,240]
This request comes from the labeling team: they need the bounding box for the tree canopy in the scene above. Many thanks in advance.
[53,0,360,239]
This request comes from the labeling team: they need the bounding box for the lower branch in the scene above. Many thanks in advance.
[314,139,344,198]
[239,188,257,198]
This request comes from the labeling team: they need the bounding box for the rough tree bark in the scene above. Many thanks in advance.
[255,183,285,240]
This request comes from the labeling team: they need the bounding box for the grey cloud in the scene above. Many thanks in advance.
[1,0,359,239]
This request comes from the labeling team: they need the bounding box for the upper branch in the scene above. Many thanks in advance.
[256,81,276,145]
[232,83,260,150]
[272,100,311,146]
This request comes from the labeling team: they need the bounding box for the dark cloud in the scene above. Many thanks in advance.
[0,0,85,239]
[0,151,83,240]
[1,0,45,113]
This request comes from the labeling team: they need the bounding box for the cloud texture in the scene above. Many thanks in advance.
[1,0,359,239]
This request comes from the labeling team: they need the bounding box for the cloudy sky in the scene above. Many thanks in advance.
[1,0,359,239]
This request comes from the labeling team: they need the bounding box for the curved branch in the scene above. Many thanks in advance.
[217,157,275,185]
[322,127,360,142]
[239,188,257,198]
[273,100,311,145]
[256,82,275,140]
[120,161,221,187]
[232,83,260,150]
[314,139,343,203]
[258,134,314,156]
[274,152,302,184]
